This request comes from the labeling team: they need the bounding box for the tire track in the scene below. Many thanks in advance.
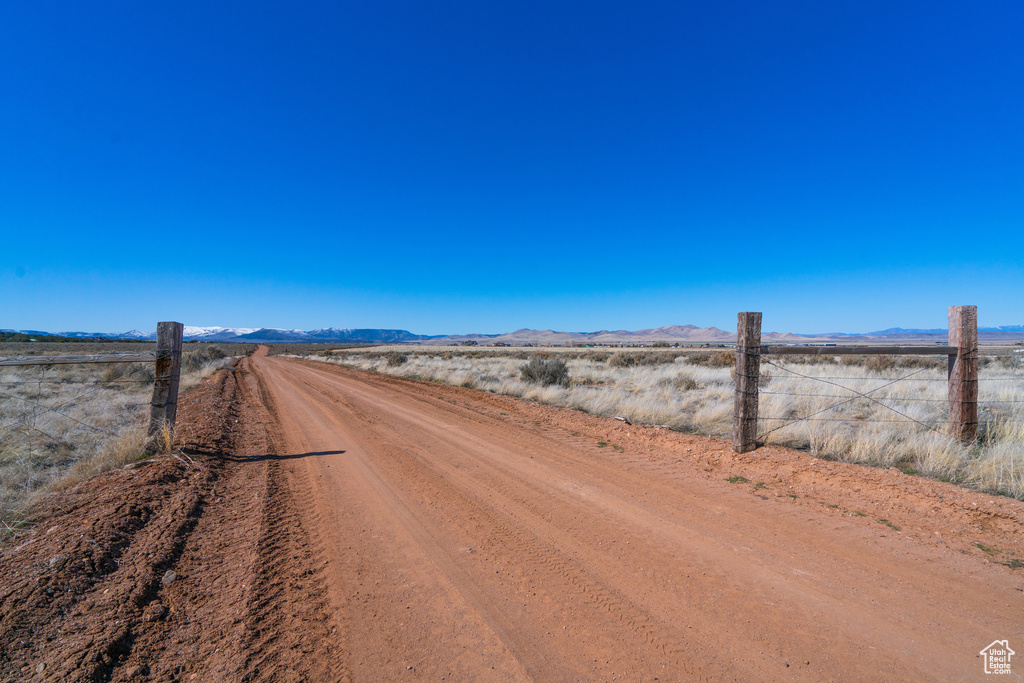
[267,363,697,674]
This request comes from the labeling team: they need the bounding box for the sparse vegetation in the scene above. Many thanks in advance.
[520,356,570,387]
[384,351,409,367]
[0,343,246,535]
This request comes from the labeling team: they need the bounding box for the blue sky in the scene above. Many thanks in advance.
[2,1,1022,335]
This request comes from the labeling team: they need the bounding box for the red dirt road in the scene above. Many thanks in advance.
[2,351,1022,681]
[242,353,1023,681]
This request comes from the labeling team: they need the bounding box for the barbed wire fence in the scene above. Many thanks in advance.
[754,359,1023,443]
[0,363,155,454]
[733,307,1024,454]
[0,323,183,531]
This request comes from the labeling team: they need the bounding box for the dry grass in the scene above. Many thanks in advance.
[0,346,242,534]
[307,347,1024,499]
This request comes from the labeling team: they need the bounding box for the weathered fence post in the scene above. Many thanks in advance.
[147,321,184,452]
[948,306,978,443]
[733,312,762,453]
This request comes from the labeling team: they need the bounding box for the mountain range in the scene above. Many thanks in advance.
[2,323,1023,345]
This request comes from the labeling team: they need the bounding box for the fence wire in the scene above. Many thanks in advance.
[0,366,154,445]
[755,359,952,439]
[751,352,1024,442]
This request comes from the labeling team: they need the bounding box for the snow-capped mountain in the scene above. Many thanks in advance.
[183,326,264,341]
[174,327,434,343]
[1,326,432,343]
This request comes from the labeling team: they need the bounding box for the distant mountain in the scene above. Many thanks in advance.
[4,322,1022,346]
[192,327,436,344]
[799,324,1024,341]
[981,325,1024,333]
[303,328,433,343]
[867,327,948,335]
[1,329,153,340]
[0,326,433,344]
[419,325,802,346]
[183,326,262,341]
[810,325,1024,336]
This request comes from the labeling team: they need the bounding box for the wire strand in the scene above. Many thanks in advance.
[760,417,952,424]
[757,361,944,438]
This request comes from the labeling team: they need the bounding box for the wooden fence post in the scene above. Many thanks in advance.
[147,321,183,452]
[733,312,762,453]
[948,306,978,443]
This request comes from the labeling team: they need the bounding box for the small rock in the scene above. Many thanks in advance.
[49,554,68,569]
[161,570,177,586]
[124,664,143,677]
[143,602,168,622]
[36,662,46,674]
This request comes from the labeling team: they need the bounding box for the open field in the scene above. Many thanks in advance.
[3,352,1022,680]
[0,343,252,533]
[311,346,1024,499]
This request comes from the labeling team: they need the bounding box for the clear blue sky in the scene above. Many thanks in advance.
[2,2,1022,335]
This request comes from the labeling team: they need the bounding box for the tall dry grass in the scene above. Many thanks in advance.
[308,347,1024,499]
[0,347,241,534]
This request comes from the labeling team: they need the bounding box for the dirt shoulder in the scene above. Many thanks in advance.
[0,354,332,682]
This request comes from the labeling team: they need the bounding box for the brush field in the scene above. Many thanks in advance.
[0,342,253,533]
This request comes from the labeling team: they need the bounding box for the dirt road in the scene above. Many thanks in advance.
[240,353,1023,681]
[2,352,1022,681]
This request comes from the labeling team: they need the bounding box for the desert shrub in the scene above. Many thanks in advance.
[708,351,734,368]
[384,351,408,367]
[865,355,897,372]
[608,351,679,368]
[998,353,1023,371]
[181,347,235,374]
[687,351,734,368]
[783,354,836,365]
[896,356,944,369]
[182,349,212,373]
[609,352,637,368]
[838,355,942,371]
[658,374,702,391]
[520,356,570,387]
